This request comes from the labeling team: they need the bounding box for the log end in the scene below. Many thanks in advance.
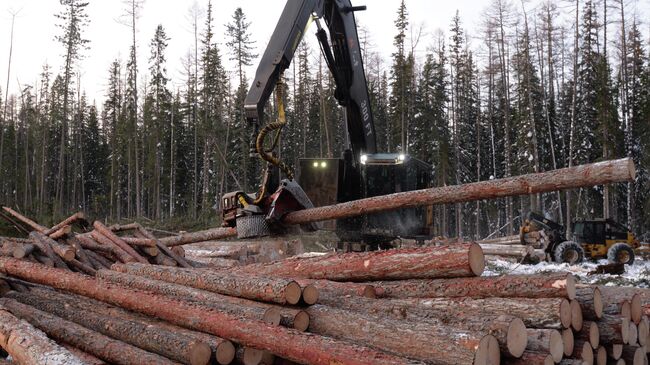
[301,284,319,305]
[473,335,500,365]
[262,307,282,326]
[215,341,235,365]
[566,274,576,300]
[362,285,376,298]
[611,344,623,360]
[571,300,584,332]
[596,346,606,365]
[631,294,642,324]
[507,317,528,358]
[469,243,485,276]
[593,287,604,319]
[629,321,638,346]
[61,248,76,262]
[285,281,302,306]
[622,301,632,321]
[578,341,593,364]
[293,310,310,332]
[562,329,575,357]
[549,329,564,363]
[622,318,631,345]
[589,322,600,349]
[560,299,572,329]
[12,246,27,259]
[638,319,649,347]
[241,347,263,365]
[188,341,213,365]
[626,158,637,181]
[632,346,647,365]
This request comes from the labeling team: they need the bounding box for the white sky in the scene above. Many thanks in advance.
[0,0,648,105]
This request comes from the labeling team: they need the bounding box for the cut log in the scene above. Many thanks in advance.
[479,244,534,257]
[93,221,148,263]
[305,304,500,364]
[572,340,595,365]
[638,318,649,347]
[598,287,646,324]
[572,300,584,331]
[576,287,604,320]
[525,329,564,363]
[503,351,554,365]
[312,293,527,357]
[348,296,571,329]
[295,279,376,299]
[137,227,193,268]
[6,290,212,365]
[0,298,178,365]
[113,263,304,305]
[31,231,75,261]
[96,269,307,330]
[60,343,108,365]
[27,285,235,365]
[629,322,638,346]
[595,346,607,365]
[28,232,69,269]
[563,329,575,357]
[229,243,484,281]
[609,344,623,360]
[0,303,84,365]
[599,315,630,344]
[89,231,136,263]
[76,235,114,253]
[576,321,601,349]
[121,237,157,247]
[373,273,576,300]
[12,243,35,259]
[282,158,636,225]
[1,207,48,232]
[48,225,72,240]
[0,257,425,365]
[159,227,238,247]
[236,347,264,365]
[43,212,86,236]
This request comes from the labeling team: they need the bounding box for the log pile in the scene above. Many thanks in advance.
[0,239,647,364]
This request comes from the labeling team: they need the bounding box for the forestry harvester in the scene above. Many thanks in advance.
[522,212,641,265]
[221,0,433,247]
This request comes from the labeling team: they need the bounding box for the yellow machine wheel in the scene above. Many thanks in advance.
[607,243,635,265]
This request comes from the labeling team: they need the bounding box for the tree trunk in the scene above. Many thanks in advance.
[305,304,499,364]
[96,269,307,330]
[373,273,575,300]
[0,304,84,365]
[282,158,636,225]
[0,298,178,365]
[6,290,213,365]
[0,258,420,365]
[231,243,484,281]
[113,263,303,305]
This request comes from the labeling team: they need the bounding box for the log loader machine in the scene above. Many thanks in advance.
[522,212,640,265]
[221,0,433,247]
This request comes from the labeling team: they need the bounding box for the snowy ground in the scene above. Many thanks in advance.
[484,257,650,288]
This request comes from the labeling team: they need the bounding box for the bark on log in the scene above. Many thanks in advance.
[282,158,636,225]
[6,290,212,365]
[85,250,112,269]
[0,298,179,365]
[313,293,527,357]
[137,227,192,268]
[96,269,306,329]
[159,228,238,247]
[599,315,631,344]
[93,221,148,264]
[113,263,304,305]
[43,212,86,235]
[76,235,114,253]
[26,286,236,365]
[0,304,84,365]
[68,258,97,276]
[121,237,157,247]
[12,243,35,259]
[598,287,645,325]
[525,329,564,363]
[503,351,554,365]
[31,232,75,261]
[576,287,604,320]
[373,273,576,300]
[305,304,500,364]
[60,343,108,365]
[0,258,422,365]
[230,243,484,281]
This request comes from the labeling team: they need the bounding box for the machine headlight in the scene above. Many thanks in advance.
[360,154,368,165]
[320,161,327,168]
[313,162,319,168]
[398,154,406,162]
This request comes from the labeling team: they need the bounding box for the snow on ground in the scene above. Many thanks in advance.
[484,257,650,288]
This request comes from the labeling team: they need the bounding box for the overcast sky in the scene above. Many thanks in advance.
[0,0,648,105]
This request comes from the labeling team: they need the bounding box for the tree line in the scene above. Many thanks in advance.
[0,0,648,240]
